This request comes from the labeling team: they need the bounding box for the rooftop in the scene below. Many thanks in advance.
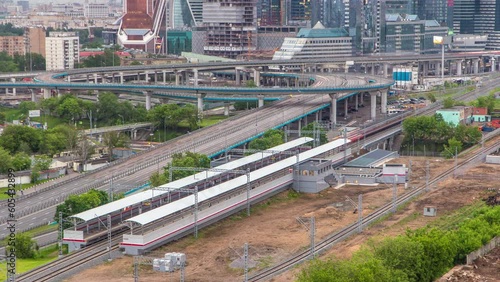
[343,149,397,168]
[297,22,349,38]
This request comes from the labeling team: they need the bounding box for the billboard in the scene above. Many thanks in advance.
[29,110,40,117]
[433,36,444,45]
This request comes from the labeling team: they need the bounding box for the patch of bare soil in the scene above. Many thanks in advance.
[65,160,500,282]
[439,247,500,282]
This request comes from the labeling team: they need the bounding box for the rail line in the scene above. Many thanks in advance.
[14,77,500,281]
[16,229,126,282]
[248,139,500,281]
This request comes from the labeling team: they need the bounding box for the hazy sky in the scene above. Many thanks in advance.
[29,0,112,4]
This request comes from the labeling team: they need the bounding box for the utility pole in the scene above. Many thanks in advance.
[194,186,198,238]
[357,194,363,232]
[392,175,398,213]
[59,211,63,258]
[343,126,347,164]
[244,243,249,282]
[408,160,412,180]
[246,168,251,216]
[425,160,430,192]
[454,146,458,177]
[107,214,112,261]
[310,217,315,260]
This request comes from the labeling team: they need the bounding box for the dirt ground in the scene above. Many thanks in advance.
[439,247,500,282]
[65,158,500,282]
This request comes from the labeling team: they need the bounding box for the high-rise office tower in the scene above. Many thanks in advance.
[453,0,474,33]
[324,0,350,28]
[385,0,411,14]
[310,0,324,26]
[412,0,450,28]
[258,0,282,26]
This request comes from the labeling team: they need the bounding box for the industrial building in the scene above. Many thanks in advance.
[435,106,474,126]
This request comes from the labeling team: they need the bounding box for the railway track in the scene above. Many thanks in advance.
[13,76,500,281]
[248,139,500,281]
[16,229,127,282]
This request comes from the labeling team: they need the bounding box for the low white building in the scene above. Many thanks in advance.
[272,22,353,61]
[85,3,110,18]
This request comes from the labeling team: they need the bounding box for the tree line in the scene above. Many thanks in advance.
[298,205,500,282]
[402,114,481,157]
[0,51,45,73]
[149,152,211,187]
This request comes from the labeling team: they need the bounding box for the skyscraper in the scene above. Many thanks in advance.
[412,0,450,28]
[258,0,282,26]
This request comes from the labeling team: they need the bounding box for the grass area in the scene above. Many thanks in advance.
[257,255,273,269]
[149,130,182,143]
[0,244,60,277]
[402,85,476,102]
[0,106,23,122]
[429,201,486,230]
[23,223,58,238]
[200,115,228,127]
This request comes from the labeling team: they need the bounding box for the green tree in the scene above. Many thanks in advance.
[442,137,462,158]
[297,251,407,282]
[302,122,328,145]
[149,171,167,187]
[370,236,425,282]
[29,53,46,71]
[248,129,284,151]
[0,23,24,36]
[245,80,257,88]
[0,146,12,173]
[55,189,109,225]
[234,101,257,111]
[406,228,457,280]
[0,52,19,72]
[18,101,37,115]
[0,125,42,154]
[442,97,455,108]
[57,96,83,121]
[40,124,78,156]
[11,152,31,171]
[12,233,38,259]
[33,155,52,171]
[96,92,121,124]
[0,111,6,124]
[472,94,496,114]
[147,103,198,130]
[154,152,210,185]
[76,135,95,164]
[40,97,60,115]
[102,131,130,161]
